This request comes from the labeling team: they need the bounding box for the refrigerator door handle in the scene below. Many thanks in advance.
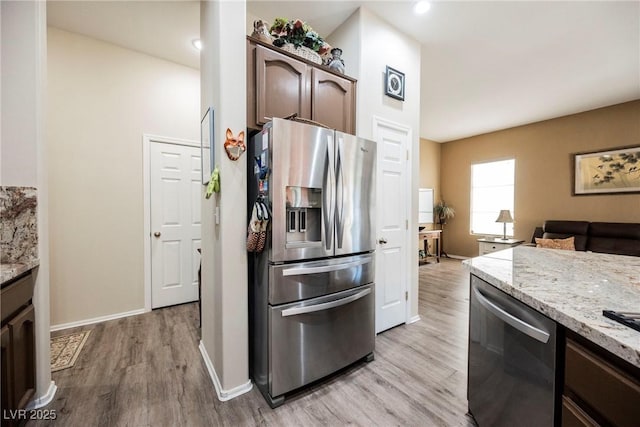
[323,139,335,251]
[473,286,550,343]
[282,257,370,276]
[336,140,345,248]
[281,288,371,317]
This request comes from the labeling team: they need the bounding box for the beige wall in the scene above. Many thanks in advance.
[441,100,640,258]
[47,28,200,325]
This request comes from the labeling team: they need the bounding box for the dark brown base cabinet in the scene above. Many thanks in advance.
[562,333,640,427]
[247,37,356,134]
[1,272,36,427]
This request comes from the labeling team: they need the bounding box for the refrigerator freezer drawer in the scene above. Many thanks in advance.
[269,253,374,305]
[269,284,375,397]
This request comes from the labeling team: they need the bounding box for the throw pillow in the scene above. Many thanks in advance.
[535,236,575,251]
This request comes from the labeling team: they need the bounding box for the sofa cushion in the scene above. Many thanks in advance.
[543,220,589,251]
[535,237,576,251]
[587,222,640,256]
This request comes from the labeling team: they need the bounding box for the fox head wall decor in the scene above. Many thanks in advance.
[224,128,246,161]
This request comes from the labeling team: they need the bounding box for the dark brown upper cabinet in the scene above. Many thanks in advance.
[311,68,354,135]
[255,44,310,127]
[247,37,356,134]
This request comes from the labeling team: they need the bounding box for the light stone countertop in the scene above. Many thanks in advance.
[0,259,39,286]
[463,246,640,368]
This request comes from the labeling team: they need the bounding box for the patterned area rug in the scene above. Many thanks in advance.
[50,330,91,372]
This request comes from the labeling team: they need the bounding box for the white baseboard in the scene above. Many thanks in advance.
[199,341,253,401]
[407,315,421,325]
[50,308,147,332]
[26,381,57,410]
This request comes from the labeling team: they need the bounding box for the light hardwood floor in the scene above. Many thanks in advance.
[31,259,476,426]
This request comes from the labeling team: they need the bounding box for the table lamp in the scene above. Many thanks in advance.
[495,210,513,240]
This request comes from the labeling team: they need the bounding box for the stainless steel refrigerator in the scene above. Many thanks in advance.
[248,118,376,408]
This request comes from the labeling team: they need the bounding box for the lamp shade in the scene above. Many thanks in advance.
[495,210,513,223]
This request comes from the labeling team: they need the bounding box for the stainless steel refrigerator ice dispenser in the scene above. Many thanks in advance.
[285,186,322,246]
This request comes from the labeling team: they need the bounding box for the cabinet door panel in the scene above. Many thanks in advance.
[256,45,310,125]
[565,338,640,427]
[1,325,14,411]
[1,274,33,321]
[562,396,598,427]
[311,68,354,134]
[9,305,36,410]
[247,40,257,129]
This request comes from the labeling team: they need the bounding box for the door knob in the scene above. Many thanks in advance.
[154,232,161,237]
[378,238,388,244]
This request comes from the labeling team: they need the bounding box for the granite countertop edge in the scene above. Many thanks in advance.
[0,259,40,286]
[463,247,640,369]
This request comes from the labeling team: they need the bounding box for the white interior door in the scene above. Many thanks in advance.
[374,118,409,333]
[150,142,201,309]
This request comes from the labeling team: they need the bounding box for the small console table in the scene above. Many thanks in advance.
[419,230,442,263]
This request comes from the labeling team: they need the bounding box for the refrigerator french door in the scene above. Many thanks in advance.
[248,118,377,408]
[266,119,376,262]
[334,131,376,256]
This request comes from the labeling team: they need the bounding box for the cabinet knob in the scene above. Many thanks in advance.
[154,232,161,237]
[378,238,388,244]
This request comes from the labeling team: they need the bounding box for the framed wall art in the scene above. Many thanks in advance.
[573,145,640,195]
[385,66,405,101]
[201,108,214,185]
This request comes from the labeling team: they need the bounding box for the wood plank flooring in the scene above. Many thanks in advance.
[30,259,476,426]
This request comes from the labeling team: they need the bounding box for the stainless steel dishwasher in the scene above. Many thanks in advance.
[468,275,557,427]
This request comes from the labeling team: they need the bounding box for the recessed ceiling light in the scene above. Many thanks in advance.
[192,39,202,51]
[414,1,431,15]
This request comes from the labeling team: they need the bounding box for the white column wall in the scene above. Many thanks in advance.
[1,0,38,187]
[0,0,53,405]
[199,0,251,399]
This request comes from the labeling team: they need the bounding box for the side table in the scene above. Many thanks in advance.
[478,238,524,256]
[419,230,442,263]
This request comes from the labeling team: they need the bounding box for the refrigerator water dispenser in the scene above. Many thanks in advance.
[285,186,321,245]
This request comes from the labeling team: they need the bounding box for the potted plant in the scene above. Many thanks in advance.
[269,18,332,64]
[434,201,455,225]
[434,201,454,258]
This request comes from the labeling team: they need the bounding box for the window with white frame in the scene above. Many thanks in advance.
[470,159,515,236]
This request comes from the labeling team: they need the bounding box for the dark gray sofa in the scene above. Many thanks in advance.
[532,220,640,257]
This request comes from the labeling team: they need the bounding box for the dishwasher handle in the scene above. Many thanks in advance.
[281,288,371,317]
[473,286,550,344]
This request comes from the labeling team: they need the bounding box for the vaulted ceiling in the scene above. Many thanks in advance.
[47,1,640,142]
